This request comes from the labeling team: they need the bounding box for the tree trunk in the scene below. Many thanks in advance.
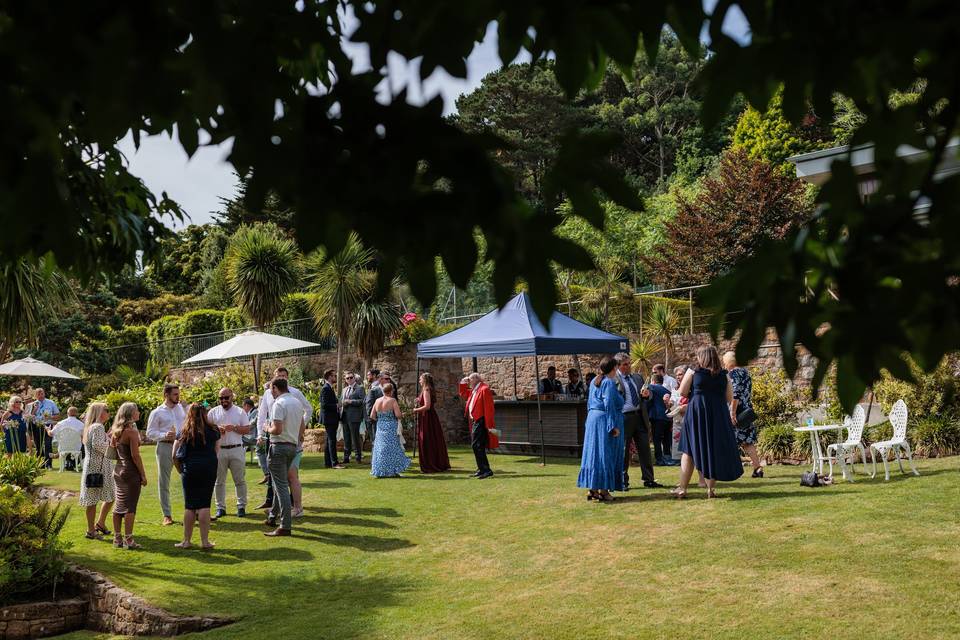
[335,332,344,393]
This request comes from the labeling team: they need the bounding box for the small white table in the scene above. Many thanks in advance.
[794,424,852,481]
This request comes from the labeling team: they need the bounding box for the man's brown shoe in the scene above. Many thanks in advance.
[263,517,277,527]
[263,528,291,537]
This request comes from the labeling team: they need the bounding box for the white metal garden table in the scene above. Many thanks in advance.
[793,423,853,481]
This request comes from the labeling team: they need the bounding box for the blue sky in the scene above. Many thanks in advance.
[125,6,748,228]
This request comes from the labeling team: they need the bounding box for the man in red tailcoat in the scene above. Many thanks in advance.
[458,373,497,479]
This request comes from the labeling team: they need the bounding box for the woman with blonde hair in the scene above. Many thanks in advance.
[78,402,115,539]
[2,396,32,456]
[674,345,743,498]
[110,402,147,549]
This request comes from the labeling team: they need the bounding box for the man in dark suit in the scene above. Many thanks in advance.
[320,369,343,469]
[539,365,564,395]
[614,353,662,490]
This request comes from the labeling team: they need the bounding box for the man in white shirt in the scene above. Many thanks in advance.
[255,366,312,510]
[653,363,679,392]
[47,406,84,471]
[208,387,251,519]
[264,377,303,537]
[146,383,186,526]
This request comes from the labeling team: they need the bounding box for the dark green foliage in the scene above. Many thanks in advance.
[116,293,202,326]
[0,486,70,604]
[225,224,301,328]
[214,175,295,233]
[145,225,214,295]
[146,315,185,366]
[400,318,445,345]
[222,307,246,332]
[178,309,226,337]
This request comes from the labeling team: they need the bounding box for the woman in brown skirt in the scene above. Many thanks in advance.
[110,402,148,549]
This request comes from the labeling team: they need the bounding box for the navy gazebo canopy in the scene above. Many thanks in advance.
[416,292,629,358]
[417,292,629,464]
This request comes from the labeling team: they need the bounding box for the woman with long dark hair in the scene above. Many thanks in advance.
[674,346,744,498]
[413,373,451,473]
[576,356,624,502]
[173,403,220,549]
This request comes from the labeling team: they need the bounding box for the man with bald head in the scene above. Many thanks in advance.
[208,387,251,518]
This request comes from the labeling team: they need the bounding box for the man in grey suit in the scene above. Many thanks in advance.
[614,353,663,490]
[340,372,366,464]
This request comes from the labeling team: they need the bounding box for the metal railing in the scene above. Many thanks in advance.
[102,317,335,370]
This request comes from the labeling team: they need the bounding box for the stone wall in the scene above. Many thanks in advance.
[0,566,230,639]
[169,331,818,444]
[464,329,817,399]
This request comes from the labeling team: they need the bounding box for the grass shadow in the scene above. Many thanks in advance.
[292,529,416,552]
[305,506,401,517]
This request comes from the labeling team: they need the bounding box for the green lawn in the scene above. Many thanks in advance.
[38,447,960,639]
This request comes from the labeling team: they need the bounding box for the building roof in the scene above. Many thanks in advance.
[789,139,960,186]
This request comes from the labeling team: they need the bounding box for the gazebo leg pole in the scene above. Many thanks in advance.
[534,356,546,466]
[513,357,518,399]
[413,358,420,459]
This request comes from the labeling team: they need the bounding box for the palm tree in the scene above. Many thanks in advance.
[644,300,681,370]
[0,260,74,362]
[352,292,404,373]
[579,257,632,330]
[630,335,660,379]
[304,234,374,386]
[224,224,300,386]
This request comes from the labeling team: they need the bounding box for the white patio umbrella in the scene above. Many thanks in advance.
[0,357,80,380]
[180,330,323,390]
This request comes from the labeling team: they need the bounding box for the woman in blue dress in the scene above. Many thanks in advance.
[675,346,744,498]
[577,356,624,502]
[369,383,411,478]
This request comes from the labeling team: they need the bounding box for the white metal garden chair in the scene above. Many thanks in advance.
[53,428,82,472]
[827,405,870,478]
[869,399,920,481]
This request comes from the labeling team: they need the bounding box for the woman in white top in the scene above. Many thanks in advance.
[78,402,116,540]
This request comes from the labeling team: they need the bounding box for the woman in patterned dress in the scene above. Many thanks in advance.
[79,402,115,539]
[723,351,763,478]
[369,383,411,478]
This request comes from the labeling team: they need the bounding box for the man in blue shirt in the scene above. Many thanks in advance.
[27,388,59,469]
[644,374,676,466]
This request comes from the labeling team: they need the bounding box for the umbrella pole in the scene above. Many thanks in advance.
[534,356,546,466]
[252,355,260,395]
[413,358,420,459]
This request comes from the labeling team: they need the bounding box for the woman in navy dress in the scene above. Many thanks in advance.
[577,356,624,502]
[675,345,744,498]
[2,396,31,455]
[173,404,220,549]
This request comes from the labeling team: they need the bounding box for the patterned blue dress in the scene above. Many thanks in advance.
[370,411,411,477]
[729,367,757,445]
[577,377,625,491]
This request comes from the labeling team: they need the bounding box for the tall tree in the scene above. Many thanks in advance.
[590,31,705,190]
[305,235,375,387]
[214,175,295,233]
[731,90,833,167]
[454,62,586,208]
[646,149,813,286]
[224,224,301,387]
[146,225,215,295]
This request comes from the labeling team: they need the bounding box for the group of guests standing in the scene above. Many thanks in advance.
[1,387,66,468]
[578,346,758,501]
[69,363,462,547]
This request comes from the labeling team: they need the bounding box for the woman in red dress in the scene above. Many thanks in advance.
[413,373,451,473]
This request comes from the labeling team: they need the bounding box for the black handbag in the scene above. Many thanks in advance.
[736,407,756,425]
[85,441,106,488]
[800,471,820,487]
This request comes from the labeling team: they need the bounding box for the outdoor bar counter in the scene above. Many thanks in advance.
[494,397,586,457]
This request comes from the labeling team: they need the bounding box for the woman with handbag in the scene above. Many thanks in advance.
[172,403,220,550]
[78,402,115,540]
[723,351,763,478]
[110,402,147,549]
